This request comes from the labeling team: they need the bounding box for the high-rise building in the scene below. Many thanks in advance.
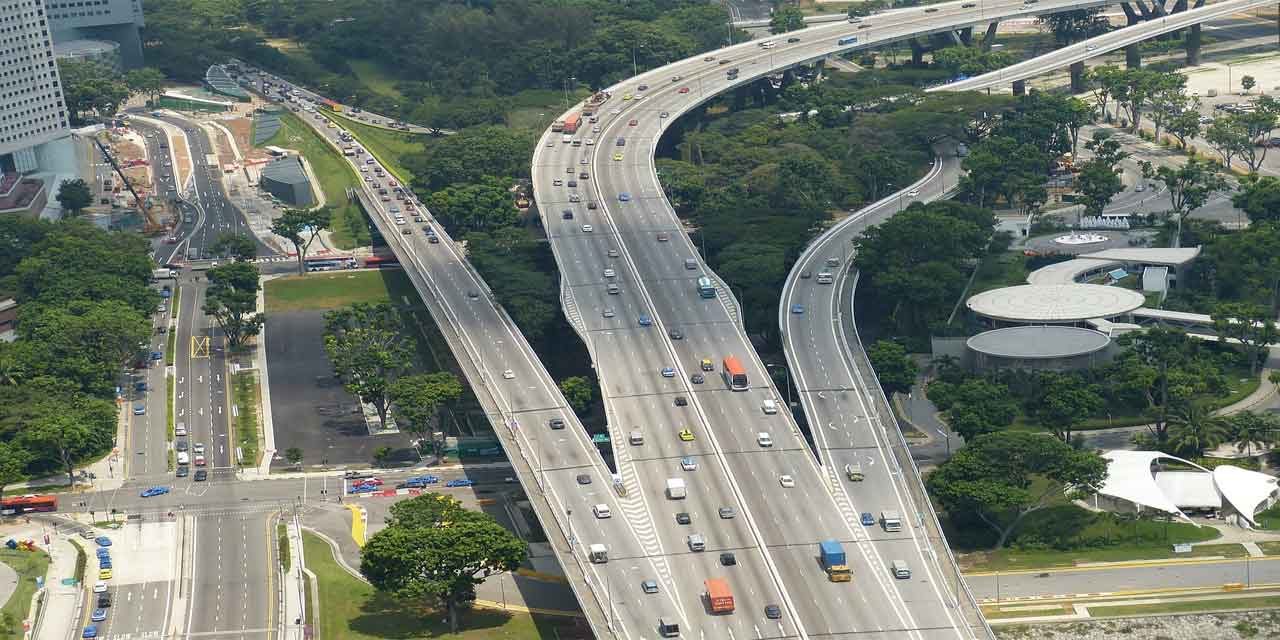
[46,0,143,68]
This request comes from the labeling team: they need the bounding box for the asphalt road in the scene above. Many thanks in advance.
[185,511,275,639]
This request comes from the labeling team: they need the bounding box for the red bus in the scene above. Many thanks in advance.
[1,495,57,515]
[723,356,748,391]
[362,255,400,269]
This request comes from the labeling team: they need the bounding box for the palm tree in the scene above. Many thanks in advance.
[1228,411,1279,457]
[1167,403,1231,458]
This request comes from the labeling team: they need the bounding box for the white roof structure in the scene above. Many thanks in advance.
[1026,258,1117,285]
[966,284,1146,323]
[1098,451,1279,526]
[966,326,1110,359]
[1080,247,1201,267]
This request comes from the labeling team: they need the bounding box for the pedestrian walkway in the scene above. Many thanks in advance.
[29,531,81,640]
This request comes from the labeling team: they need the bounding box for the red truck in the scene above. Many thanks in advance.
[563,112,581,134]
[705,578,734,613]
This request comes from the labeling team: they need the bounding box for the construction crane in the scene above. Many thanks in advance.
[92,137,164,233]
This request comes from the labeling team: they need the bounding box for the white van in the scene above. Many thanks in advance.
[592,503,612,519]
[762,398,778,414]
[759,40,776,49]
[589,544,609,563]
[891,560,911,579]
[177,451,190,465]
[630,430,644,445]
[816,272,834,284]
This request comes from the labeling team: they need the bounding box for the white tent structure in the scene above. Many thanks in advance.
[1094,451,1279,528]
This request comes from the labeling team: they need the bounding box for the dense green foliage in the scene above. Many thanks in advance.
[0,220,155,482]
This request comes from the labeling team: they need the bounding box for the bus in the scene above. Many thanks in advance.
[723,356,748,391]
[362,255,400,269]
[1,495,57,515]
[305,256,357,272]
[697,275,716,299]
[837,36,859,46]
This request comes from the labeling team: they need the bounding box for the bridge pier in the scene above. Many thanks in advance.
[981,22,999,51]
[957,27,974,46]
[1070,61,1086,93]
[910,38,926,65]
[1013,79,1027,96]
[1186,23,1202,65]
[1126,44,1142,68]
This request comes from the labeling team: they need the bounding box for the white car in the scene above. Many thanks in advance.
[592,503,612,519]
[502,369,515,380]
[907,189,920,197]
[586,138,595,146]
[93,581,108,593]
[779,474,795,488]
[582,224,594,232]
[757,432,773,447]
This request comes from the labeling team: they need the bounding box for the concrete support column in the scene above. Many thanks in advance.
[1070,61,1086,93]
[1012,79,1027,96]
[981,22,999,51]
[1126,44,1142,69]
[910,39,926,65]
[958,27,974,45]
[1121,2,1141,25]
[1186,23,1202,65]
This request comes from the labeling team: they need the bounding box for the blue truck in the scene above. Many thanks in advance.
[819,540,851,582]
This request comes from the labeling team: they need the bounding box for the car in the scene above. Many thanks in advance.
[791,304,805,314]
[907,188,920,197]
[637,84,649,91]
[552,178,562,186]
[549,418,565,430]
[659,111,669,119]
[765,604,782,619]
[720,552,737,566]
[671,75,683,82]
[602,307,615,318]
[780,474,796,488]
[641,580,659,594]
[690,373,705,384]
[576,474,592,485]
[757,432,773,447]
[704,55,716,61]
[718,506,736,519]
[629,119,638,126]
[568,194,581,202]
[176,465,189,478]
[83,626,98,639]
[700,358,714,371]
[140,486,169,498]
[1086,44,1097,51]
[194,442,205,455]
[502,369,516,379]
[681,456,697,471]
[656,232,670,242]
[562,209,574,220]
[719,59,731,65]
[95,537,112,548]
[98,568,112,580]
[668,328,683,340]
[566,167,574,175]
[675,512,692,525]
[678,86,690,94]
[592,125,602,133]
[788,37,801,43]
[608,248,619,257]
[587,201,598,210]
[622,93,632,100]
[579,171,589,179]
[133,403,146,415]
[194,455,206,466]
[638,314,652,326]
[354,478,383,487]
[925,6,938,11]
[194,470,208,481]
[350,483,380,493]
[446,478,474,487]
[661,367,677,378]
[545,140,554,147]
[91,609,107,622]
[581,224,594,233]
[678,428,694,441]
[861,512,876,526]
[613,152,624,162]
[618,192,631,202]
[93,581,108,593]
[467,291,480,299]
[961,2,976,6]
[567,180,577,188]
[674,396,688,407]
[97,593,111,608]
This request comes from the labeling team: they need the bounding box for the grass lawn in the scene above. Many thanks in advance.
[302,531,584,639]
[232,370,261,466]
[264,270,408,313]
[347,60,405,100]
[505,89,592,132]
[970,251,1030,296]
[982,604,1075,619]
[260,111,370,251]
[962,542,1241,573]
[0,547,50,639]
[1259,541,1280,555]
[321,111,426,185]
[1088,594,1280,617]
[1254,502,1280,531]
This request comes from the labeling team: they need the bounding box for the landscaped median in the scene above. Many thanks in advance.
[0,546,50,636]
[230,370,261,466]
[981,583,1280,623]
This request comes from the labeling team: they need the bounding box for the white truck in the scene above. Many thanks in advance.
[589,543,609,563]
[152,268,174,281]
[666,478,687,499]
[881,510,902,532]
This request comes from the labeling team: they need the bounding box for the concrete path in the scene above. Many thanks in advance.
[30,532,82,640]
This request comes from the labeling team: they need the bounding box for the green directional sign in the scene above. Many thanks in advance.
[592,434,611,444]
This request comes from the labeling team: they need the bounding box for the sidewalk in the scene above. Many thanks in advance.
[30,532,82,640]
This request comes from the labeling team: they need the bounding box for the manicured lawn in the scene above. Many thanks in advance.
[232,371,260,466]
[962,542,1241,573]
[1255,502,1280,531]
[302,531,583,639]
[265,270,409,313]
[981,604,1074,619]
[1089,594,1280,617]
[1258,541,1280,555]
[0,547,50,639]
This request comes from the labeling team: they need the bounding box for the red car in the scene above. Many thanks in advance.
[629,119,638,126]
[354,478,383,487]
[678,87,690,94]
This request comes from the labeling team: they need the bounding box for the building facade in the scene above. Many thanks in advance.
[45,0,143,68]
[0,0,71,171]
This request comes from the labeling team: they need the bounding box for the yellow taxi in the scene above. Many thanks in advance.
[678,428,695,442]
[613,152,624,161]
[622,93,633,101]
[700,358,714,372]
[98,568,113,580]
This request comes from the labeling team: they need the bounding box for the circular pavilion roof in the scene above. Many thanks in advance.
[967,325,1111,360]
[966,284,1145,323]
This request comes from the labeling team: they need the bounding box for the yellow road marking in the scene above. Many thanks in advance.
[346,504,366,547]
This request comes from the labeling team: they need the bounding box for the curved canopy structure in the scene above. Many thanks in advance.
[1215,465,1279,527]
[1098,451,1278,526]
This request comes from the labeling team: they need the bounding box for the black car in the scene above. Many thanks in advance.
[668,328,684,340]
[176,466,189,478]
[176,440,188,452]
[787,37,800,43]
[675,512,691,525]
[765,604,781,619]
[720,552,737,566]
[576,474,592,485]
[195,469,208,481]
[550,418,566,430]
[562,209,574,220]
[674,396,688,407]
[97,593,111,608]
[587,202,598,210]
[690,373,705,384]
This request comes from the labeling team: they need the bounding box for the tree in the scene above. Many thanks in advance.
[58,59,129,123]
[1212,302,1278,375]
[22,415,93,486]
[1207,109,1278,173]
[1075,133,1129,216]
[284,447,304,467]
[1233,175,1280,224]
[926,431,1109,548]
[1110,327,1199,443]
[324,302,416,429]
[932,378,1017,441]
[202,262,263,350]
[1062,96,1096,157]
[360,501,527,633]
[1112,68,1161,131]
[866,340,918,395]
[124,67,166,105]
[211,232,257,262]
[56,179,93,216]
[1167,403,1230,457]
[1242,75,1256,94]
[1037,8,1109,45]
[1086,65,1126,122]
[1165,108,1202,149]
[1227,411,1279,457]
[1028,373,1105,443]
[425,176,518,233]
[1139,158,1228,247]
[270,208,332,275]
[373,446,393,467]
[389,373,463,450]
[1146,74,1190,142]
[0,442,29,497]
[559,376,593,414]
[768,7,805,34]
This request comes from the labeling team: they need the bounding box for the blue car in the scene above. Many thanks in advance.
[95,537,112,548]
[150,351,163,361]
[661,367,676,378]
[133,403,146,415]
[445,478,474,488]
[83,626,98,639]
[349,483,380,493]
[860,512,875,526]
[791,304,805,314]
[140,487,169,498]
[99,560,112,569]
[402,475,440,488]
[618,192,631,202]
[95,549,110,558]
[91,609,107,622]
[638,314,652,327]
